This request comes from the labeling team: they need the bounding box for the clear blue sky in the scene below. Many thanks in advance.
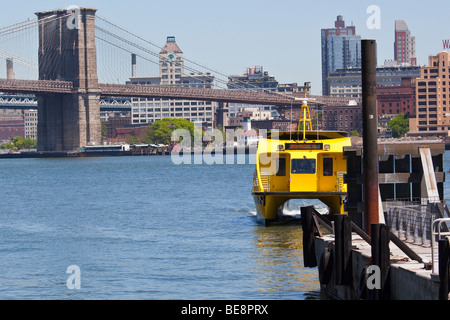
[1,0,450,94]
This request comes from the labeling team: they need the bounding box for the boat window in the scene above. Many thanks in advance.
[323,158,333,176]
[276,158,286,176]
[291,159,316,174]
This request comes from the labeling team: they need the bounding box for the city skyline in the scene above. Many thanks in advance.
[0,0,450,95]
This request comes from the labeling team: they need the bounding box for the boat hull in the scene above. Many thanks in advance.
[252,191,346,225]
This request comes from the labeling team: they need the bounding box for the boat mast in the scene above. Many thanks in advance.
[298,83,312,141]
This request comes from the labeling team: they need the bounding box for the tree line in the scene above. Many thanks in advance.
[130,114,410,145]
[0,136,37,150]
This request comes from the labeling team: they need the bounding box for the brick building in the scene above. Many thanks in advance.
[377,78,416,117]
[322,104,362,133]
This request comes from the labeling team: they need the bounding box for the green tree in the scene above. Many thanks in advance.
[350,130,361,137]
[144,118,195,145]
[388,113,409,138]
[1,136,37,150]
[128,135,138,145]
[0,142,15,150]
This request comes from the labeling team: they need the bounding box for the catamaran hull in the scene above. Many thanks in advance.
[252,192,346,225]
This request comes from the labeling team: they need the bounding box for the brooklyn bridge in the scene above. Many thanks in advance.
[0,7,356,152]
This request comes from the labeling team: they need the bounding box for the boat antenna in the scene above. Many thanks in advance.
[316,106,319,141]
[290,102,292,141]
[297,82,312,141]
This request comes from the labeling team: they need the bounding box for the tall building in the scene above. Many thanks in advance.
[394,20,416,66]
[321,15,361,95]
[413,51,450,133]
[129,37,217,128]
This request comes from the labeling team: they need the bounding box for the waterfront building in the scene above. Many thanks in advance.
[104,115,132,141]
[321,15,361,95]
[228,107,272,128]
[129,36,217,128]
[0,109,25,141]
[327,65,421,98]
[394,20,416,66]
[322,102,362,134]
[411,51,450,133]
[227,66,279,119]
[377,77,416,117]
[235,117,260,146]
[24,109,37,140]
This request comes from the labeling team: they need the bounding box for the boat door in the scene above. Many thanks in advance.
[270,153,290,192]
[289,155,317,192]
[318,153,346,192]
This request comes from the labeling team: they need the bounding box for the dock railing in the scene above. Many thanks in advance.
[386,204,436,246]
[386,201,450,274]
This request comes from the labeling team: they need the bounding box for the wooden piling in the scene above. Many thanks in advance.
[334,215,353,285]
[439,238,450,300]
[370,223,391,300]
[301,206,318,268]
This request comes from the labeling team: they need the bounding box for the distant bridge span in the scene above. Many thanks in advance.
[0,79,357,107]
[98,83,301,106]
[0,79,302,106]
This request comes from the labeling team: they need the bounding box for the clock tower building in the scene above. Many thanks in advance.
[128,36,217,128]
[159,36,184,84]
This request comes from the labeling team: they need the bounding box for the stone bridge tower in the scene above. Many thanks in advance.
[36,7,101,151]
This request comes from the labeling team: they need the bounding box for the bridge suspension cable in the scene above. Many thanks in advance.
[0,48,37,70]
[0,12,324,107]
[95,25,239,90]
[0,12,76,80]
[95,15,298,99]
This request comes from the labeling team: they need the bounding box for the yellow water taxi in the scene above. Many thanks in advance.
[252,99,352,225]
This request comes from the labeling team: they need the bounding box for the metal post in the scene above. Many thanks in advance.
[131,53,137,77]
[362,40,379,235]
[6,58,14,80]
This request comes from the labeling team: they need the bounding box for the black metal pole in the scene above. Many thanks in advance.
[362,40,379,236]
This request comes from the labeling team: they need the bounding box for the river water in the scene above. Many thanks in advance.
[1,151,449,300]
[0,154,321,300]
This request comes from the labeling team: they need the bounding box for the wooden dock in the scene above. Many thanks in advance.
[305,41,450,300]
[314,230,441,300]
[301,141,449,300]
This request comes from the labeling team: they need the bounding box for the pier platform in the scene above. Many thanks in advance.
[314,232,441,300]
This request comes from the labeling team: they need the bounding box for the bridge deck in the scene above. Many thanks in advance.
[0,79,361,107]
